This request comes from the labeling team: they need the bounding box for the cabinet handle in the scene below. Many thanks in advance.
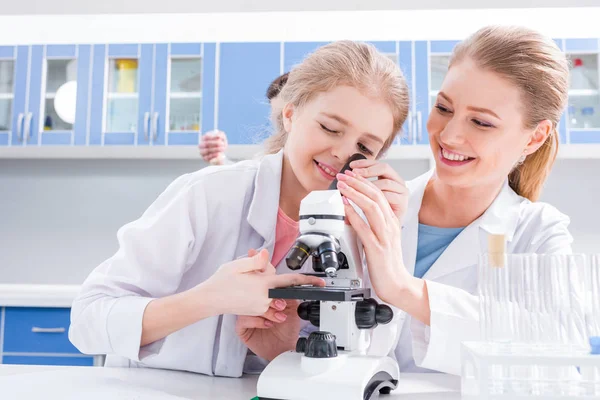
[31,327,66,333]
[23,112,33,142]
[416,111,423,142]
[16,113,24,142]
[143,112,150,141]
[151,112,158,141]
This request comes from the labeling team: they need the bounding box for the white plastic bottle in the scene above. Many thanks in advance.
[568,105,579,128]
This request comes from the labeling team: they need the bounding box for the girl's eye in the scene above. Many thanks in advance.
[358,142,373,156]
[319,123,339,134]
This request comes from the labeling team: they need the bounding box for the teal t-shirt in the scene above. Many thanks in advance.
[414,223,465,278]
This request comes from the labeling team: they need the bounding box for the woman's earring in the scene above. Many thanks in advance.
[517,154,526,165]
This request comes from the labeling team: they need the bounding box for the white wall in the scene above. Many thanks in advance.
[0,158,597,285]
[4,9,600,45]
[1,0,598,15]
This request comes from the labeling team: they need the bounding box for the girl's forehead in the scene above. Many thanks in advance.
[306,86,394,141]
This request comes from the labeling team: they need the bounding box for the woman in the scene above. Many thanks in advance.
[339,25,572,375]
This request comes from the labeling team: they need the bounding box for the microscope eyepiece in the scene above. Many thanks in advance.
[328,153,367,190]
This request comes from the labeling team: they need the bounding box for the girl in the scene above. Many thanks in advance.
[69,40,410,377]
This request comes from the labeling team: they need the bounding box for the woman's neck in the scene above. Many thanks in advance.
[278,153,308,221]
[419,173,505,228]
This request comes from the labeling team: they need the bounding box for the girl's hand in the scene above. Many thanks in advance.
[236,299,303,361]
[202,249,325,316]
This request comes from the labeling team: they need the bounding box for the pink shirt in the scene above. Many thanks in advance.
[271,208,299,268]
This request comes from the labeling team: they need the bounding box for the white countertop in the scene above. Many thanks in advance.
[0,365,461,399]
[0,284,80,308]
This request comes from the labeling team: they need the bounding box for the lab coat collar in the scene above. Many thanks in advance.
[246,149,284,244]
[404,169,523,281]
[406,169,522,240]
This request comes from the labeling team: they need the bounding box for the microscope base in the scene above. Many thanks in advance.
[256,351,399,400]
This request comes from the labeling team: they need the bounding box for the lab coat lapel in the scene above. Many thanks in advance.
[246,150,284,247]
[214,150,284,377]
[423,180,522,281]
[402,170,434,276]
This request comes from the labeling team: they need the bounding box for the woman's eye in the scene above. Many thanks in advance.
[472,119,494,128]
[435,104,451,114]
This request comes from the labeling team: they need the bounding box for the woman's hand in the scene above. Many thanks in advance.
[349,159,409,222]
[336,170,430,325]
[335,169,408,303]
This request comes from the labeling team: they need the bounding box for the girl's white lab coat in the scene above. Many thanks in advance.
[69,150,309,377]
[69,151,573,377]
[395,169,572,375]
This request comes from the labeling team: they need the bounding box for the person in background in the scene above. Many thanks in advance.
[198,72,289,165]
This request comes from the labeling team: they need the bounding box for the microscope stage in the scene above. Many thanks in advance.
[269,286,370,301]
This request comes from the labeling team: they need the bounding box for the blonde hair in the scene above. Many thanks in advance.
[450,26,569,201]
[263,41,409,158]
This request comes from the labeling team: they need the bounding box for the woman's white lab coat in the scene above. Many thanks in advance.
[394,169,573,375]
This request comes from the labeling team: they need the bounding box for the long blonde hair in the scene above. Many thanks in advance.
[450,26,569,201]
[263,41,409,158]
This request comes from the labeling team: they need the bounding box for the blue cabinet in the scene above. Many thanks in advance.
[88,43,215,147]
[0,45,92,147]
[217,42,281,144]
[395,41,431,145]
[1,37,600,149]
[158,43,217,146]
[3,355,94,366]
[89,44,154,146]
[563,39,600,144]
[413,41,430,145]
[283,42,329,72]
[398,41,414,145]
[4,308,78,353]
[0,307,97,367]
[0,46,16,146]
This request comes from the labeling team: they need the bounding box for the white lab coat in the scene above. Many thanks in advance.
[70,149,573,378]
[69,150,317,377]
[394,169,573,375]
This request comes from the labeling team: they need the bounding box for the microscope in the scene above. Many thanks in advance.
[256,154,400,400]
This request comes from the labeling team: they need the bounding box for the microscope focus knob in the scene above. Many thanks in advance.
[297,301,320,327]
[355,298,394,329]
[304,331,338,358]
[376,303,394,325]
[296,337,307,354]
